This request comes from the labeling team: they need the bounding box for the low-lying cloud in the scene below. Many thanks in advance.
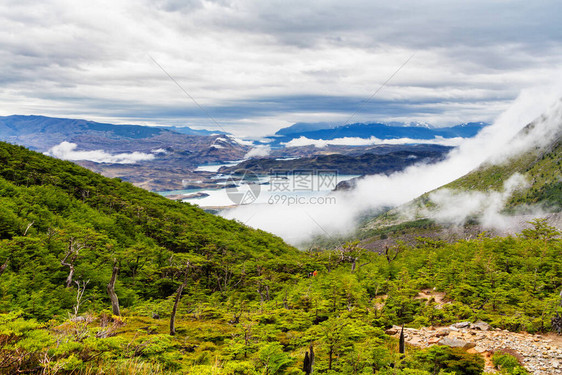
[244,145,271,158]
[46,141,156,164]
[222,85,562,245]
[284,136,466,148]
[419,173,530,230]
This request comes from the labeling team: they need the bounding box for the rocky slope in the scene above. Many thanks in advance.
[388,323,562,374]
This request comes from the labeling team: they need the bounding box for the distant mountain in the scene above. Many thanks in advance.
[0,115,165,150]
[220,144,452,176]
[0,115,250,191]
[270,121,488,146]
[275,122,339,136]
[163,125,228,136]
[361,107,562,234]
[0,115,228,152]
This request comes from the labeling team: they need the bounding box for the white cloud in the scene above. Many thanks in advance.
[421,173,530,230]
[46,141,156,164]
[232,137,255,146]
[0,1,561,135]
[223,85,562,244]
[284,136,466,148]
[244,145,271,158]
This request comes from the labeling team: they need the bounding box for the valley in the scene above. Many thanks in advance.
[0,104,560,373]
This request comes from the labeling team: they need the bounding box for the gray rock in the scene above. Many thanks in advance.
[435,328,450,337]
[471,320,491,331]
[451,321,471,329]
[438,337,474,349]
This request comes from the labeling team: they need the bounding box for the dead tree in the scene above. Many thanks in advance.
[303,344,315,374]
[338,242,369,273]
[0,258,8,277]
[397,325,406,368]
[22,221,34,236]
[553,314,562,334]
[60,238,87,288]
[72,279,90,318]
[170,262,190,336]
[107,262,120,316]
[399,325,405,354]
[385,245,402,264]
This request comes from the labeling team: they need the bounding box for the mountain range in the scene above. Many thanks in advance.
[269,121,488,146]
[0,115,250,191]
[0,115,490,192]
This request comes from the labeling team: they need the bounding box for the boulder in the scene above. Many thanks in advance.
[471,320,491,331]
[435,328,450,337]
[428,337,440,345]
[451,321,471,329]
[438,337,475,349]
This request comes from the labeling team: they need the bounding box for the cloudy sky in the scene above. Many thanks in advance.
[1,0,561,136]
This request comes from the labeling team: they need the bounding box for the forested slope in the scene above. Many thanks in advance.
[0,141,561,374]
[0,141,300,319]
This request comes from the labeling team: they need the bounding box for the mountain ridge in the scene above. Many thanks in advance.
[269,121,488,146]
[360,106,562,236]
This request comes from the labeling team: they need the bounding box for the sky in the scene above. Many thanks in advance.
[1,0,562,137]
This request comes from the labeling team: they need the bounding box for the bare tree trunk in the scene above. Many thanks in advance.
[60,238,85,288]
[265,285,270,301]
[170,263,190,336]
[65,264,75,288]
[107,262,120,316]
[61,252,76,288]
[0,258,8,277]
[23,221,34,236]
[72,279,89,318]
[302,344,314,374]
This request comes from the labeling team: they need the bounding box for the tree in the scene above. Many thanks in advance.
[170,261,190,336]
[60,235,91,288]
[303,344,315,374]
[0,257,8,278]
[107,261,120,316]
[256,342,294,375]
[521,219,559,242]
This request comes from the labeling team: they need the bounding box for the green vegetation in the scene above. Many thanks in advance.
[0,141,561,374]
[444,139,562,210]
[491,351,530,374]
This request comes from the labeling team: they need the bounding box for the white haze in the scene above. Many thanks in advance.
[244,145,271,158]
[420,173,530,230]
[222,85,562,245]
[284,136,467,148]
[46,141,156,164]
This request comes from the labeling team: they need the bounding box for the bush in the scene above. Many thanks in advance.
[492,351,530,374]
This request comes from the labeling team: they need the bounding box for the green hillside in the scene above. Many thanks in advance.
[361,126,562,238]
[0,141,301,318]
[1,141,561,374]
[444,137,562,210]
